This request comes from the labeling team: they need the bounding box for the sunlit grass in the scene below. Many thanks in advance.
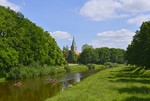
[0,78,5,82]
[69,64,106,73]
[46,65,150,101]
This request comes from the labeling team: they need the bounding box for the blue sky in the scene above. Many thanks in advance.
[1,0,150,51]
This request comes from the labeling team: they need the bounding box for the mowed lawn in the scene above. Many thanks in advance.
[46,65,150,101]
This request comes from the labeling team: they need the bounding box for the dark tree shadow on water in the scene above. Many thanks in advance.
[123,96,150,101]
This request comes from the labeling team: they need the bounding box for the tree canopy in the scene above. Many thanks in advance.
[78,45,126,64]
[0,6,66,73]
[126,21,150,69]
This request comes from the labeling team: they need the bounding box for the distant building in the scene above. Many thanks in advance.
[71,37,81,55]
[71,37,78,53]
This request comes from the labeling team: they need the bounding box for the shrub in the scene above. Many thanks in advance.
[64,66,71,72]
[87,64,95,70]
[8,64,58,79]
[104,62,118,68]
[57,67,66,73]
[29,62,42,69]
[8,66,21,79]
[49,66,57,74]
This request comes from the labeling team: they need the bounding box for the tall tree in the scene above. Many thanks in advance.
[126,21,150,69]
[62,45,69,61]
[82,44,93,51]
[78,48,98,64]
[95,47,110,64]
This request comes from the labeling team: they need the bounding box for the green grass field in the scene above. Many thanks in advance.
[46,65,150,101]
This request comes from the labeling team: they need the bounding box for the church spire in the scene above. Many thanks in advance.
[71,37,77,53]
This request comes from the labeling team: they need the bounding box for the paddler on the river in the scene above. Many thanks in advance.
[14,81,22,87]
[46,78,58,84]
[46,77,52,83]
[51,79,58,85]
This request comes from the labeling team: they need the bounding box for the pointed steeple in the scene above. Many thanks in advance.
[71,37,77,53]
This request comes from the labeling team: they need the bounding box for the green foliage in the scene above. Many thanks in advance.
[62,45,69,60]
[110,48,126,64]
[95,47,111,64]
[78,48,98,64]
[57,67,66,73]
[126,21,150,69]
[104,62,118,68]
[67,50,78,63]
[82,44,93,51]
[0,6,66,76]
[87,64,95,70]
[78,46,126,65]
[8,63,60,79]
[0,78,5,82]
[64,66,71,72]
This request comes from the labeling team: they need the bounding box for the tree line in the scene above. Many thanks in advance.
[63,44,126,65]
[78,44,126,64]
[0,6,66,76]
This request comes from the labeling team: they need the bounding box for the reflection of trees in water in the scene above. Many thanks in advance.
[61,73,81,91]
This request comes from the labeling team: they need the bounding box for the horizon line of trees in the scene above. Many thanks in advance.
[78,44,126,64]
[63,44,126,65]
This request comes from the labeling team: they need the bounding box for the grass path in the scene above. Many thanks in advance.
[46,66,150,101]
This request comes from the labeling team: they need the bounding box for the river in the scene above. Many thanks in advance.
[0,70,99,101]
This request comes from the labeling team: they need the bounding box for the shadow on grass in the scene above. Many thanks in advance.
[109,66,150,84]
[109,67,150,101]
[109,66,144,79]
[112,78,150,84]
[118,86,150,94]
[123,96,150,101]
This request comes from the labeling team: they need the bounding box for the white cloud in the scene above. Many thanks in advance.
[80,0,123,21]
[50,31,72,41]
[127,14,150,26]
[89,29,135,49]
[80,0,150,22]
[0,0,20,11]
[120,0,150,13]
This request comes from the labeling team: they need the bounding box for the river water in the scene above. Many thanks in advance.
[0,70,99,101]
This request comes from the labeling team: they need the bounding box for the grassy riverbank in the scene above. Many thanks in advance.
[46,65,150,101]
[0,64,105,80]
[68,64,106,73]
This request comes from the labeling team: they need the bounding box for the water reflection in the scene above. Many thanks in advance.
[0,70,99,101]
[61,73,81,91]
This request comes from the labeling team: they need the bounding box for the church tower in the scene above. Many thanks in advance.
[71,37,77,53]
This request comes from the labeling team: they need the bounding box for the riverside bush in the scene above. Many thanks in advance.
[87,64,95,70]
[57,67,66,73]
[104,62,118,68]
[64,66,71,72]
[8,64,60,79]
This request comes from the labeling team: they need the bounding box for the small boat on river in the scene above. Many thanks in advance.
[46,78,58,84]
[51,79,58,85]
[14,82,22,86]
